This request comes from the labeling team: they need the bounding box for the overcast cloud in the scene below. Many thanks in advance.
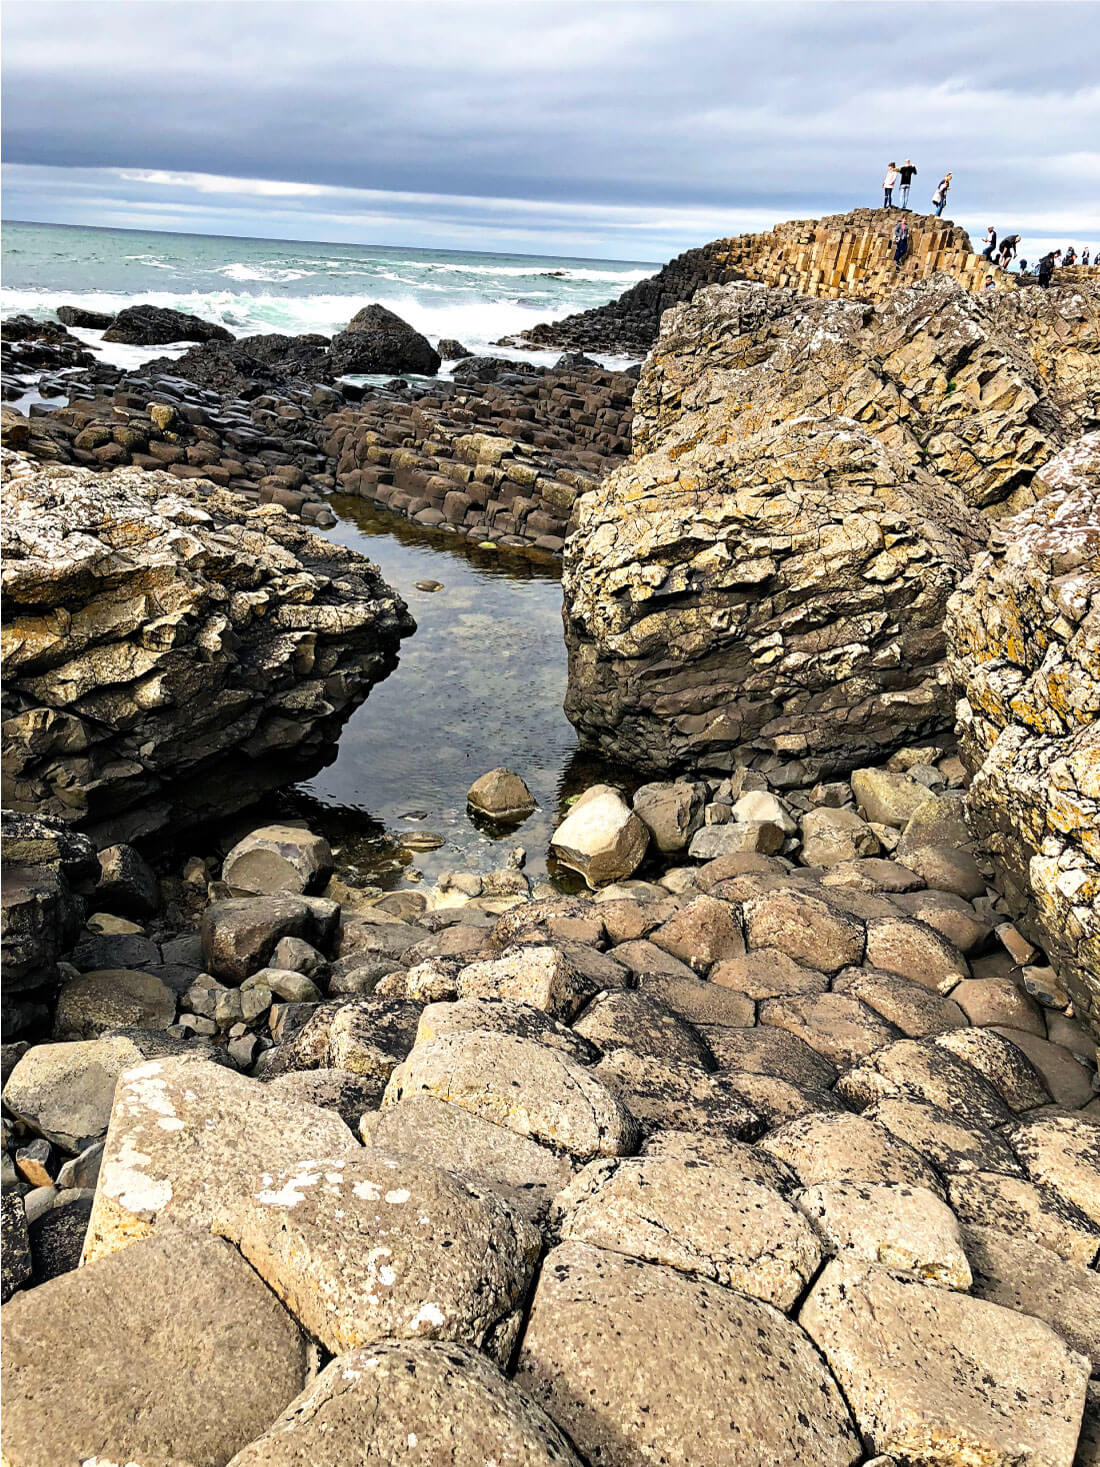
[3,1,1098,259]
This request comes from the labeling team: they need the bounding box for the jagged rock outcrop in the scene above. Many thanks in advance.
[563,275,1099,778]
[0,452,414,845]
[518,209,1100,355]
[102,303,232,347]
[947,435,1100,1027]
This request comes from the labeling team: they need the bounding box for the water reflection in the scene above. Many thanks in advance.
[274,497,642,890]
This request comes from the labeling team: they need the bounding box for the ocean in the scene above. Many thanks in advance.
[0,219,655,369]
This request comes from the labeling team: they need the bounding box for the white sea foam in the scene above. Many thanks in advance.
[218,262,317,283]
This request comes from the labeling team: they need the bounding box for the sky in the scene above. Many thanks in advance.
[2,0,1099,262]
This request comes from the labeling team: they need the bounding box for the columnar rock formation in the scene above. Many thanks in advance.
[563,275,1100,779]
[1,452,414,845]
[947,434,1100,1027]
[518,209,1100,355]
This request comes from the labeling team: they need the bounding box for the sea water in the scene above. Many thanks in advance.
[1,219,654,368]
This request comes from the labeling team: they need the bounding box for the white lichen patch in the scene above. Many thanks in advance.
[409,1301,446,1331]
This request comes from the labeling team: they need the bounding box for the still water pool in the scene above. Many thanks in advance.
[275,498,637,890]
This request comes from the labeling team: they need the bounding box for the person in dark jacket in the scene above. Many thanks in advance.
[893,218,910,267]
[981,226,998,259]
[1036,250,1060,288]
[898,159,917,208]
[997,234,1020,268]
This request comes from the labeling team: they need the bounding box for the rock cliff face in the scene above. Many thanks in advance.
[518,209,1100,355]
[1,452,414,845]
[947,435,1100,1026]
[563,275,1099,779]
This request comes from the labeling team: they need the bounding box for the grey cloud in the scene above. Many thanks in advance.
[2,1,1098,247]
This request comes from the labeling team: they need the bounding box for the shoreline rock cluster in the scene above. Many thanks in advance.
[3,757,1098,1464]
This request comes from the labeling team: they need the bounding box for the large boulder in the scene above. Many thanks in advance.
[563,275,1098,780]
[563,411,979,779]
[330,304,441,376]
[1,454,414,845]
[1,1231,309,1467]
[214,1149,541,1361]
[946,436,1100,1029]
[101,302,232,345]
[83,1055,357,1261]
[801,1257,1090,1467]
[549,784,649,887]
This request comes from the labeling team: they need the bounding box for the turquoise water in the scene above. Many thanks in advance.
[1,219,654,357]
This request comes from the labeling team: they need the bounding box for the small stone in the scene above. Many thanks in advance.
[550,785,649,887]
[95,843,160,918]
[270,935,329,978]
[456,944,591,1020]
[995,922,1038,965]
[688,820,784,858]
[1021,965,1070,1009]
[466,767,537,824]
[799,807,882,866]
[23,1184,57,1224]
[243,966,323,1003]
[951,977,1045,1034]
[850,768,930,828]
[222,822,334,896]
[647,893,745,972]
[15,1137,54,1188]
[631,781,706,852]
[897,844,986,899]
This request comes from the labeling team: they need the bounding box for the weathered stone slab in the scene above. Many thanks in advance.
[964,1224,1100,1371]
[1,1232,308,1467]
[594,1046,761,1139]
[759,990,901,1070]
[760,1111,943,1193]
[456,944,593,1020]
[742,887,865,973]
[215,1149,541,1361]
[865,1098,1022,1177]
[1010,1114,1100,1226]
[947,1171,1100,1267]
[84,1055,357,1261]
[515,1242,861,1467]
[702,1022,838,1089]
[367,1093,574,1217]
[573,990,712,1066]
[833,966,969,1037]
[801,1257,1090,1467]
[795,1181,971,1287]
[226,1339,582,1467]
[837,1038,1014,1130]
[416,995,598,1062]
[53,967,176,1038]
[554,1156,821,1309]
[384,1030,639,1158]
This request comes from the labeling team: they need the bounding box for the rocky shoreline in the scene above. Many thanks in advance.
[1,210,1099,1467]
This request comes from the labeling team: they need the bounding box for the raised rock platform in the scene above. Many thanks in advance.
[1,452,414,845]
[517,208,1100,355]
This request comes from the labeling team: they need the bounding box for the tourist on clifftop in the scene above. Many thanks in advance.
[1063,245,1077,266]
[932,173,952,216]
[898,159,917,208]
[1083,247,1091,266]
[893,217,910,267]
[883,162,900,207]
[981,225,998,259]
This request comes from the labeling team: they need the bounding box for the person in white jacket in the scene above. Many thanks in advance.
[883,163,900,208]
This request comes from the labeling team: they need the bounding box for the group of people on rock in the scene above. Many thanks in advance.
[881,159,952,217]
[881,161,1092,286]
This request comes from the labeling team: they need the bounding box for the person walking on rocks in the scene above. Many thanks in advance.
[898,158,917,208]
[1036,249,1060,288]
[997,233,1020,269]
[882,162,900,208]
[980,225,998,260]
[893,217,910,267]
[932,173,952,216]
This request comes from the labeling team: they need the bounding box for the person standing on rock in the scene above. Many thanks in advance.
[893,217,910,267]
[1083,247,1091,266]
[898,159,918,208]
[1036,249,1060,288]
[981,225,998,259]
[931,173,952,216]
[882,162,900,208]
[1063,245,1077,266]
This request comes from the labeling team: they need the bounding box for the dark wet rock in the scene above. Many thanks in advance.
[56,304,115,329]
[28,1194,93,1284]
[95,842,160,918]
[1,1189,33,1301]
[331,304,441,376]
[102,303,233,346]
